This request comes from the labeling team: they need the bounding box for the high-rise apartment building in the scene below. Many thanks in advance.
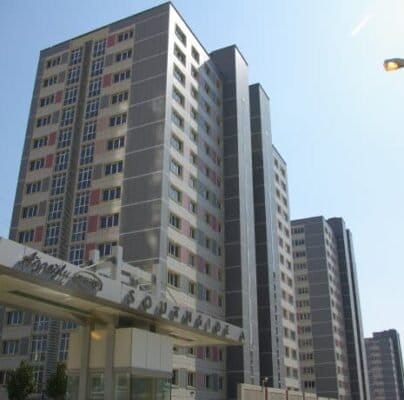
[248,84,300,390]
[292,216,369,400]
[366,330,404,400]
[0,3,263,398]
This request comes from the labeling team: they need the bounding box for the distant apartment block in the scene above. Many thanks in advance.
[366,330,404,400]
[292,217,369,400]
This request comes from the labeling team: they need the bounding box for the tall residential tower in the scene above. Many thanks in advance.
[292,217,369,400]
[0,3,263,398]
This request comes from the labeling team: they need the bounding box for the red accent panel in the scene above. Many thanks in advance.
[196,347,204,359]
[180,247,188,264]
[95,140,105,155]
[107,35,116,47]
[48,132,57,146]
[90,189,100,206]
[212,346,219,361]
[181,219,190,236]
[197,256,205,273]
[45,154,54,168]
[98,117,108,131]
[85,243,96,260]
[87,216,98,233]
[34,226,43,242]
[55,90,63,103]
[102,74,112,88]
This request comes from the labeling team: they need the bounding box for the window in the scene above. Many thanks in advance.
[191,65,198,80]
[18,230,34,243]
[187,372,195,387]
[110,113,127,126]
[93,39,106,57]
[36,115,51,127]
[169,185,182,203]
[191,86,198,100]
[55,150,69,171]
[117,29,133,42]
[191,47,200,63]
[33,136,48,149]
[25,181,41,194]
[188,281,196,295]
[189,200,197,214]
[64,86,78,105]
[168,242,180,259]
[190,128,198,142]
[80,143,94,165]
[69,244,84,265]
[116,49,132,62]
[113,70,130,83]
[33,315,49,332]
[107,136,125,150]
[91,58,104,77]
[46,56,61,69]
[111,91,129,104]
[22,205,38,219]
[58,332,70,361]
[70,48,82,65]
[67,66,80,85]
[85,99,99,119]
[100,213,119,229]
[88,78,101,97]
[172,109,184,129]
[105,161,123,175]
[169,213,181,229]
[78,167,92,189]
[58,128,72,148]
[83,121,97,141]
[61,107,75,126]
[6,311,23,325]
[102,187,121,201]
[98,242,117,257]
[175,25,186,45]
[172,86,185,106]
[174,45,186,65]
[74,191,89,215]
[39,94,54,107]
[29,158,44,171]
[33,366,44,392]
[171,369,179,386]
[48,197,64,220]
[31,335,47,361]
[72,218,87,241]
[170,159,182,177]
[173,65,185,86]
[170,134,183,153]
[45,223,60,246]
[3,340,19,355]
[190,151,197,165]
[168,271,180,287]
[43,75,57,87]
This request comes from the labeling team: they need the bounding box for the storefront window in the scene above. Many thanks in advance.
[66,376,79,400]
[89,373,104,399]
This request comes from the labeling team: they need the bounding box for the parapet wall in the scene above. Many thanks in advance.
[237,384,335,400]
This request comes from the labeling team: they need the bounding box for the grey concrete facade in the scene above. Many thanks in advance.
[210,46,260,400]
[292,216,369,400]
[328,218,370,400]
[366,330,404,400]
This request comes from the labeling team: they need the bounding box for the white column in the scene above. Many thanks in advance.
[78,324,91,400]
[104,321,116,399]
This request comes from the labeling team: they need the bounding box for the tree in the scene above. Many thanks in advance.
[7,361,35,400]
[46,363,67,400]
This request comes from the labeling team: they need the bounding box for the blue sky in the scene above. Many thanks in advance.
[1,0,403,343]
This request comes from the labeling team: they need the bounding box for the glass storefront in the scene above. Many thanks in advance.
[66,373,171,400]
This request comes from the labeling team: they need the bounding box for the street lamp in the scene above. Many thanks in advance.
[384,58,404,71]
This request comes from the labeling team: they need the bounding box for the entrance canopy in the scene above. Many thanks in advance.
[0,238,244,346]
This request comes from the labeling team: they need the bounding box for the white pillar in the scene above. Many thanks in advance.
[78,324,91,400]
[104,320,116,399]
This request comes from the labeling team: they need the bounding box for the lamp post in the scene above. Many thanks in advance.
[261,377,268,400]
[384,58,404,71]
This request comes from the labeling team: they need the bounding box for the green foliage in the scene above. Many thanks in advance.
[46,363,67,400]
[7,361,35,400]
